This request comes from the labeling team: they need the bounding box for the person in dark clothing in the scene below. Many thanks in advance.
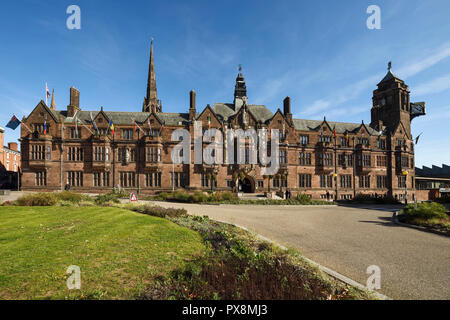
[326,191,330,201]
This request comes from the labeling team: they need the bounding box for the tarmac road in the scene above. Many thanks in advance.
[151,201,450,300]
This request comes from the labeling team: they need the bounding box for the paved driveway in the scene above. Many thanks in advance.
[152,201,450,300]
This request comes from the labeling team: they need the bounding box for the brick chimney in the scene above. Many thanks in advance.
[283,96,293,125]
[189,90,196,121]
[67,86,80,117]
[8,142,18,151]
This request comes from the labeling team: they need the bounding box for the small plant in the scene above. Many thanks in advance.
[131,204,187,218]
[94,193,120,205]
[16,193,59,206]
[402,202,448,220]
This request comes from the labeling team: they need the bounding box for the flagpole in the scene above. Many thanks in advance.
[130,118,144,133]
[21,122,33,134]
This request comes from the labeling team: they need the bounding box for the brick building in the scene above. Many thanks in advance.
[20,42,426,200]
[0,126,21,173]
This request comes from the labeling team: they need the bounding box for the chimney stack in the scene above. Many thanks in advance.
[8,142,18,151]
[283,96,293,125]
[67,86,81,117]
[189,90,196,120]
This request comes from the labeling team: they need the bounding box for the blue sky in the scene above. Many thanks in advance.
[1,0,449,167]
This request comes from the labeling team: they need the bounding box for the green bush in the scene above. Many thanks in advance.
[94,193,120,205]
[131,204,187,218]
[57,192,90,203]
[16,193,59,206]
[295,193,313,204]
[403,202,448,220]
[346,194,400,204]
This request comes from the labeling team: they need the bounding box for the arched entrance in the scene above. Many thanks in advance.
[239,176,255,193]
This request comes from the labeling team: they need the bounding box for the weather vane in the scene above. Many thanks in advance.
[238,64,242,72]
[151,37,154,44]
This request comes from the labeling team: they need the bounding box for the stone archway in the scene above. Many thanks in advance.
[239,176,255,193]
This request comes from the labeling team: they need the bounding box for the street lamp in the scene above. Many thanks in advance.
[402,170,408,205]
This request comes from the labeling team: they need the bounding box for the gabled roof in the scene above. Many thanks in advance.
[58,110,190,126]
[27,100,60,123]
[292,118,380,135]
[211,103,274,123]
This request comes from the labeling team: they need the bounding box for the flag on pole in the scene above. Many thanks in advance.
[333,126,336,138]
[207,116,211,129]
[134,120,137,132]
[415,132,423,145]
[43,121,47,135]
[160,121,165,135]
[45,83,50,104]
[6,115,21,130]
[109,119,115,136]
[345,132,349,143]
[90,112,98,134]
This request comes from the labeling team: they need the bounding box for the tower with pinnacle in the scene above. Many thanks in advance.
[143,40,161,113]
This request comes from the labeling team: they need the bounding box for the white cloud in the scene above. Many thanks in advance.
[295,43,450,119]
[398,43,450,79]
[413,74,450,96]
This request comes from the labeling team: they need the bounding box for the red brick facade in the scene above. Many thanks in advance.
[0,127,21,173]
[20,44,424,201]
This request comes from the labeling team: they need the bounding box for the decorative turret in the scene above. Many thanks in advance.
[234,65,247,110]
[371,62,411,135]
[143,39,161,113]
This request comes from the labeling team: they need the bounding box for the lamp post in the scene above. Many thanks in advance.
[402,170,408,205]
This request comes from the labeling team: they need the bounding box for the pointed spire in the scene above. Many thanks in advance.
[50,89,55,110]
[143,38,159,112]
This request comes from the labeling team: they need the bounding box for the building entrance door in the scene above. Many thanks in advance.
[239,177,254,193]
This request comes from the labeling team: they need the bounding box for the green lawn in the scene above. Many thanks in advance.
[0,206,205,300]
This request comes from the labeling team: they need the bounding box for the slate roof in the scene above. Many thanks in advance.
[50,103,380,134]
[378,70,403,84]
[211,103,274,123]
[58,110,191,126]
[292,119,380,135]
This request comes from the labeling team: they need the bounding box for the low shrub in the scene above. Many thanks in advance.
[16,193,59,206]
[57,192,90,203]
[402,202,448,220]
[295,193,313,204]
[131,204,187,218]
[94,193,120,205]
[345,194,401,205]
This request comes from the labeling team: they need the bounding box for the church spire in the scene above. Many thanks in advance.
[50,89,55,110]
[143,39,160,112]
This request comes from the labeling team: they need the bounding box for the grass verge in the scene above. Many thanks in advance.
[127,204,375,300]
[0,206,205,299]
